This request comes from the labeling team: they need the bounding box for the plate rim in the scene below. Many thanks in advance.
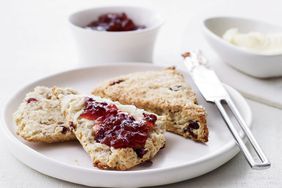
[0,63,252,186]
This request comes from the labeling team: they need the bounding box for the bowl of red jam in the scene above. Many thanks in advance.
[69,6,164,65]
[85,12,146,32]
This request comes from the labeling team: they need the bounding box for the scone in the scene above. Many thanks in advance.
[92,67,208,142]
[14,86,78,143]
[61,95,166,170]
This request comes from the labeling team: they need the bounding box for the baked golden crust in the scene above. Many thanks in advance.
[61,95,166,170]
[92,67,208,142]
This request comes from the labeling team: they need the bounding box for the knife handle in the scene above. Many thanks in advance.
[214,98,271,169]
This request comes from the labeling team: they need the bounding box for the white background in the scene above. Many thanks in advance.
[0,0,281,187]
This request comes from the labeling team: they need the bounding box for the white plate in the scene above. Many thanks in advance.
[1,63,252,187]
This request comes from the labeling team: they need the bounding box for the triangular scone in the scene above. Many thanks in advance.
[61,95,165,170]
[14,86,78,143]
[92,67,208,142]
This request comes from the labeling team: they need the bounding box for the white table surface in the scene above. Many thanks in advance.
[0,0,281,187]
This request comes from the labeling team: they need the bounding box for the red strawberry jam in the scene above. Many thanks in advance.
[80,98,157,155]
[85,12,145,32]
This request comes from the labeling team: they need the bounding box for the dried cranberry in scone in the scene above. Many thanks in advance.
[61,95,165,170]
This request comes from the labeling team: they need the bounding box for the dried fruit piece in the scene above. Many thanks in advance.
[26,98,38,103]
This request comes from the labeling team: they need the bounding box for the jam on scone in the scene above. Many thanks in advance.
[62,95,165,170]
[81,97,157,156]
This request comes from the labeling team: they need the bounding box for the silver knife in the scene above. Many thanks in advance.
[182,50,270,169]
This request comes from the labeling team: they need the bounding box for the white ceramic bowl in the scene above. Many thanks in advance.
[203,16,282,78]
[69,6,164,65]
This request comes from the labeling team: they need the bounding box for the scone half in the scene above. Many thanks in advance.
[14,86,77,143]
[62,95,166,170]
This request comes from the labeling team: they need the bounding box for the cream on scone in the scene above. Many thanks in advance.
[14,86,78,143]
[92,67,208,142]
[61,95,166,170]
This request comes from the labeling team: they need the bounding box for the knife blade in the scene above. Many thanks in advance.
[182,50,270,169]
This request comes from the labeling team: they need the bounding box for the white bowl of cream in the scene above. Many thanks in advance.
[203,16,282,78]
[223,28,282,55]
